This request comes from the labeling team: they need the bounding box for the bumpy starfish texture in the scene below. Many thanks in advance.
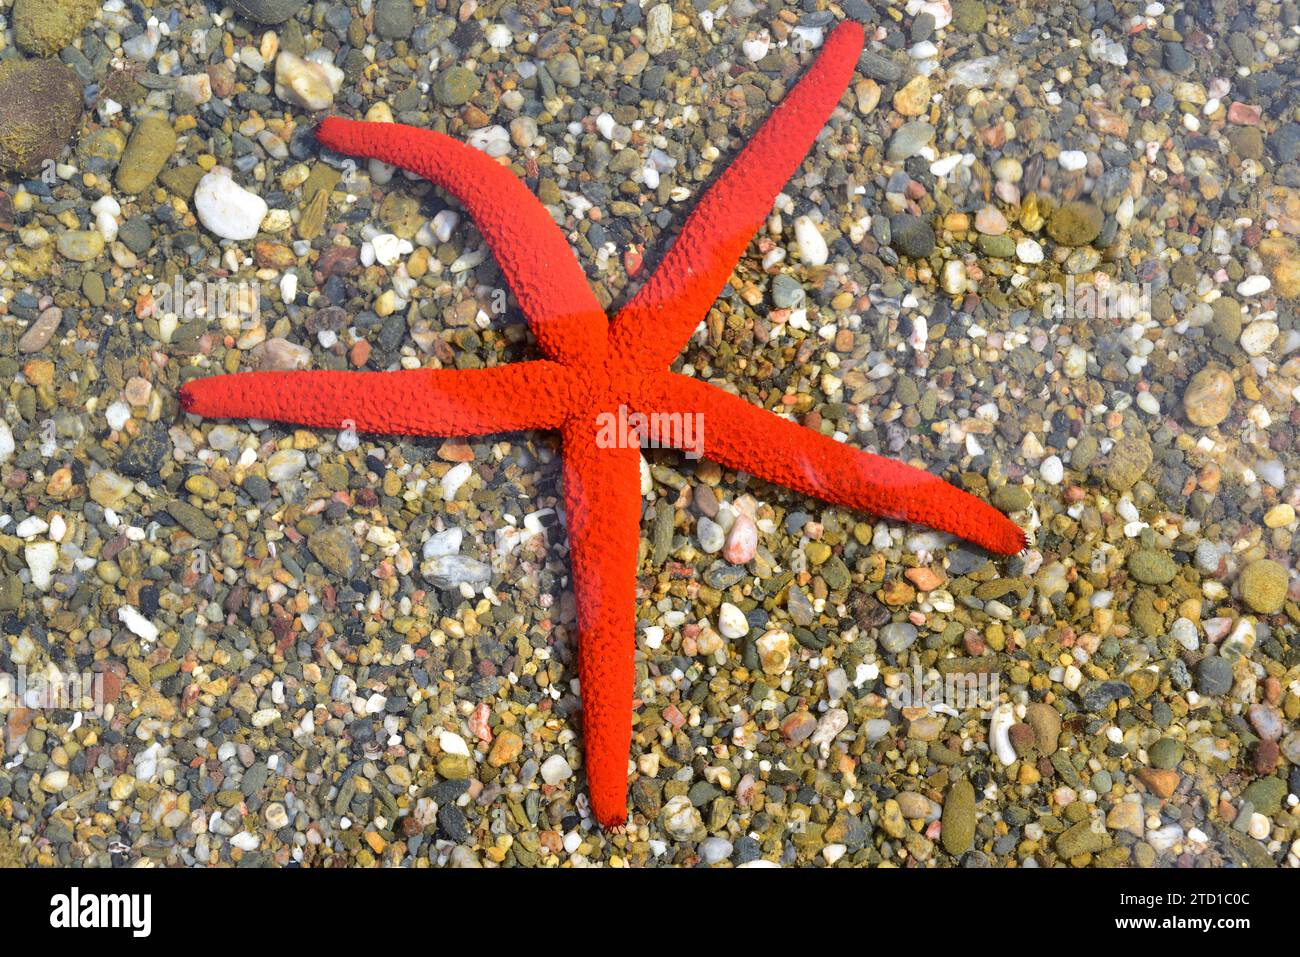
[179,20,1025,829]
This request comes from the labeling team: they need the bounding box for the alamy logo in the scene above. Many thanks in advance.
[49,888,151,937]
[1040,276,1151,321]
[594,404,704,459]
[887,658,1000,713]
[152,275,260,321]
[1,666,105,716]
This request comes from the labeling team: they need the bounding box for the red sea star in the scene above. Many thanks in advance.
[179,20,1025,830]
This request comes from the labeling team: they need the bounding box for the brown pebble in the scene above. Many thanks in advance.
[1008,722,1037,757]
[18,307,62,353]
[1135,768,1179,798]
[1252,739,1280,775]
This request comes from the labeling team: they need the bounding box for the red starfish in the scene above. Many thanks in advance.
[179,20,1024,831]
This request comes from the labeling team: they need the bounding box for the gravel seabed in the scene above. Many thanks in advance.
[0,0,1298,867]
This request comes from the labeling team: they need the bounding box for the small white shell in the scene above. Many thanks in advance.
[989,702,1017,766]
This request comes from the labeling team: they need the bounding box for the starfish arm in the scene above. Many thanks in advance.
[316,117,607,365]
[644,373,1027,555]
[179,362,576,436]
[607,20,864,370]
[559,419,642,829]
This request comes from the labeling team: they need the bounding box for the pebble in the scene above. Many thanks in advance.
[422,527,463,559]
[117,605,159,643]
[1058,150,1087,171]
[0,59,82,175]
[1148,737,1184,770]
[1239,320,1279,356]
[441,463,473,500]
[1182,367,1235,426]
[661,795,703,840]
[433,67,479,107]
[1128,549,1176,585]
[18,308,64,353]
[755,630,791,675]
[266,449,307,482]
[89,471,134,509]
[893,75,931,117]
[887,122,935,161]
[539,755,573,785]
[718,602,749,640]
[116,116,176,194]
[1015,238,1044,263]
[879,621,918,654]
[1237,559,1289,614]
[1039,455,1063,485]
[194,169,269,241]
[12,0,96,55]
[307,526,359,577]
[974,206,1007,235]
[274,52,344,111]
[25,542,58,591]
[699,837,733,865]
[1196,656,1234,696]
[940,779,976,855]
[890,214,935,257]
[423,555,491,589]
[722,513,757,565]
[57,230,104,262]
[793,216,829,266]
[696,516,724,553]
[1046,201,1103,246]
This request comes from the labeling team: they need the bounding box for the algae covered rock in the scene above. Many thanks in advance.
[115,115,177,194]
[0,59,83,175]
[13,0,99,56]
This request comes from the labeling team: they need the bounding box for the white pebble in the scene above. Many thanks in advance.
[118,605,159,643]
[194,168,268,241]
[1239,320,1279,356]
[989,703,1017,766]
[1016,238,1044,263]
[96,210,119,242]
[16,516,48,538]
[718,601,749,639]
[466,125,511,157]
[105,400,132,432]
[540,754,573,785]
[1059,150,1087,171]
[24,542,58,590]
[942,259,967,295]
[792,215,829,266]
[422,527,463,558]
[441,462,473,501]
[1235,275,1271,297]
[439,731,470,757]
[432,209,460,243]
[929,154,962,177]
[370,233,412,267]
[1040,455,1064,485]
[273,51,344,111]
[742,30,771,62]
